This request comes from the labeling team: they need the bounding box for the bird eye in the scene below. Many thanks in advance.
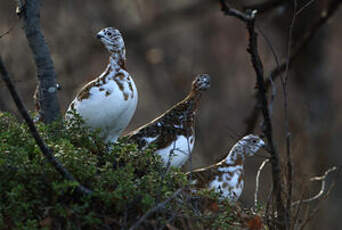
[107,32,112,36]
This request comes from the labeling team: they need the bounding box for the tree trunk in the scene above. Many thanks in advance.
[17,0,61,123]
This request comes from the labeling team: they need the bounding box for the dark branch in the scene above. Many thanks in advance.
[0,57,92,196]
[15,0,61,123]
[268,0,341,86]
[0,20,18,39]
[219,0,287,227]
[129,188,182,230]
[244,0,287,15]
[244,0,342,133]
[283,0,298,225]
[219,0,256,22]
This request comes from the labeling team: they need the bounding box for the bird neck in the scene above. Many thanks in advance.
[221,141,246,169]
[109,49,126,70]
[173,90,202,123]
[183,90,202,112]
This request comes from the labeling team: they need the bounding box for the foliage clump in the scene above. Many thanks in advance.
[0,112,262,229]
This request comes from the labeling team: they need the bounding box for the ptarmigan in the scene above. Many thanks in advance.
[124,74,211,168]
[66,27,138,143]
[188,134,265,201]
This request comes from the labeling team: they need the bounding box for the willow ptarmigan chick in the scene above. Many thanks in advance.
[66,27,138,143]
[188,135,265,201]
[124,74,211,168]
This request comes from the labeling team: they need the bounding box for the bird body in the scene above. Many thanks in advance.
[189,135,265,201]
[154,134,195,168]
[66,28,137,143]
[125,74,211,168]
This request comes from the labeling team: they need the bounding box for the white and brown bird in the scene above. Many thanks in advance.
[124,74,211,168]
[66,27,138,143]
[188,134,265,201]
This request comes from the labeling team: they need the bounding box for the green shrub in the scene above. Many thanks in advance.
[0,112,261,229]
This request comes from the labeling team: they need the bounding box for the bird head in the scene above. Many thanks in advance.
[192,74,211,92]
[239,134,265,157]
[96,27,126,56]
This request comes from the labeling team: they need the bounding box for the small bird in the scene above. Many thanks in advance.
[66,27,138,143]
[188,134,265,201]
[124,74,211,168]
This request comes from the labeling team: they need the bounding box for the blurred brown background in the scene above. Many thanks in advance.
[0,0,341,229]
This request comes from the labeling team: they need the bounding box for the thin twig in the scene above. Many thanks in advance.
[0,20,18,39]
[244,0,287,15]
[300,182,337,230]
[258,26,279,114]
[291,166,337,206]
[243,0,342,133]
[254,158,270,208]
[265,187,274,229]
[219,0,256,22]
[295,0,315,16]
[272,167,338,228]
[283,0,298,227]
[129,188,182,230]
[298,172,338,230]
[291,182,306,230]
[0,57,92,195]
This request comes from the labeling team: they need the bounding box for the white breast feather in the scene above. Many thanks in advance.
[67,69,138,143]
[155,135,194,167]
[209,167,244,201]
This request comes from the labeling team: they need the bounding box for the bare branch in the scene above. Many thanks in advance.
[219,0,256,22]
[219,0,287,227]
[283,0,298,225]
[244,0,342,133]
[291,166,338,206]
[0,20,18,39]
[256,25,279,116]
[292,190,305,230]
[295,0,315,16]
[298,167,339,230]
[129,188,182,230]
[254,159,270,208]
[14,0,61,123]
[0,57,92,196]
[244,0,287,15]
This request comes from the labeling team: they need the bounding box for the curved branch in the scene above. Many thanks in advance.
[0,57,92,195]
[291,166,338,206]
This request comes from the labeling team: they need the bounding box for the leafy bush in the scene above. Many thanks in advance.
[0,112,262,229]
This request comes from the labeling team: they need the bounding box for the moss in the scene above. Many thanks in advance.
[0,112,263,229]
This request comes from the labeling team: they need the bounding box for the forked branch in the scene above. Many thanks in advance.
[291,166,338,206]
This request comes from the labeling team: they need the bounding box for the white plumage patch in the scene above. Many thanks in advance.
[208,168,243,201]
[66,64,137,143]
[156,135,194,168]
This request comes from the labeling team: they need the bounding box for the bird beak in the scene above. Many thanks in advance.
[96,34,104,39]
